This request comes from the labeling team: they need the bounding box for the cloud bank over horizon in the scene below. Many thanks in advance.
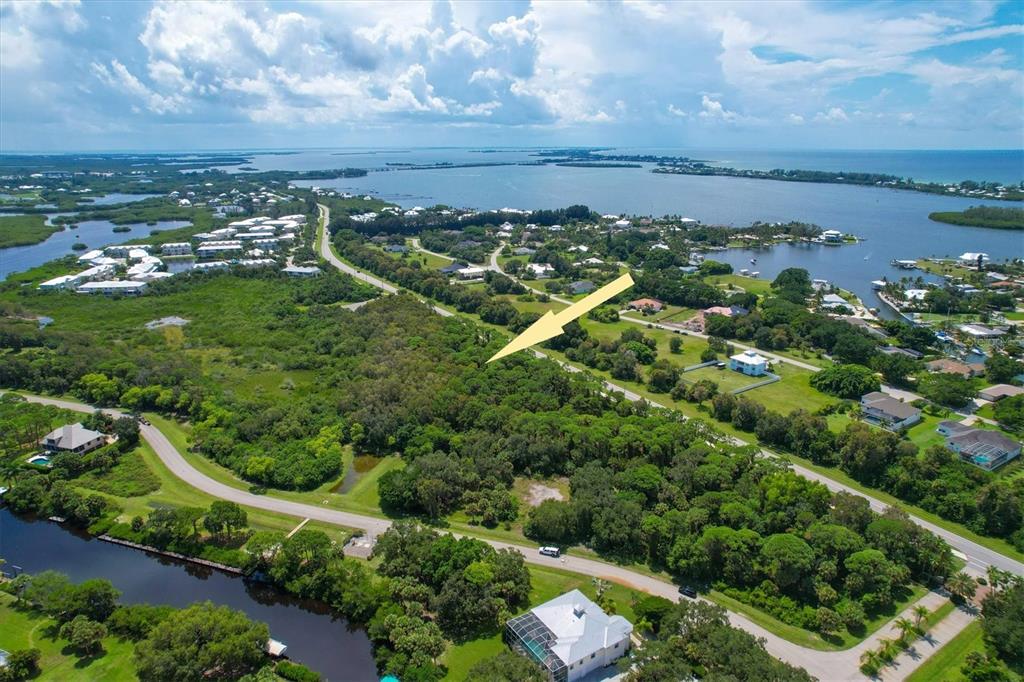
[1,0,1022,151]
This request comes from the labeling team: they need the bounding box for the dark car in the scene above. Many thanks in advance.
[679,585,697,599]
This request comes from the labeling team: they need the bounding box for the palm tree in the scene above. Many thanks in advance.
[591,577,610,601]
[892,617,916,644]
[860,649,882,676]
[911,605,930,629]
[945,572,977,602]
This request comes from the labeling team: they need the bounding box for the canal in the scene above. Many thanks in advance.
[0,508,378,681]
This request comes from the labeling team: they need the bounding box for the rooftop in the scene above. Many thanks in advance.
[42,423,105,450]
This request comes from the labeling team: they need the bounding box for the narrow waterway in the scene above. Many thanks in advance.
[0,508,377,681]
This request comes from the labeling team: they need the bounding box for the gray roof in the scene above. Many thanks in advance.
[938,420,972,435]
[979,384,1024,400]
[948,428,1021,455]
[42,423,104,450]
[569,280,596,294]
[861,392,921,420]
[529,589,632,667]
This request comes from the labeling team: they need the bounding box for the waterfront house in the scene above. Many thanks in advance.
[567,280,596,295]
[41,423,107,455]
[978,384,1024,402]
[957,252,989,267]
[860,392,921,430]
[938,422,1021,471]
[161,242,192,256]
[820,293,849,309]
[925,358,982,378]
[959,324,1005,339]
[505,589,632,682]
[821,229,843,243]
[729,350,769,377]
[628,298,664,313]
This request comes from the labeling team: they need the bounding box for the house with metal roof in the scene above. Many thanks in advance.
[40,423,107,455]
[505,589,632,682]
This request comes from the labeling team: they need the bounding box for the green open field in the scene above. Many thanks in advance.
[0,214,62,248]
[704,273,773,295]
[683,365,763,392]
[905,620,1022,682]
[0,593,137,681]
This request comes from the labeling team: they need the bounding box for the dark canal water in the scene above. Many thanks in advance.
[0,508,377,681]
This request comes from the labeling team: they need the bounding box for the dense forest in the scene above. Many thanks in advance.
[929,205,1024,230]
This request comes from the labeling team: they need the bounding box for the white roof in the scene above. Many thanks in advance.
[457,266,486,275]
[530,590,632,666]
[77,249,105,262]
[731,349,769,365]
[78,280,147,291]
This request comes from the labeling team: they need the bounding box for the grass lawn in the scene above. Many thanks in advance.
[440,564,639,680]
[907,414,950,451]
[683,365,762,392]
[905,620,1014,682]
[146,412,398,521]
[0,593,137,681]
[709,583,930,652]
[407,241,454,269]
[704,273,773,296]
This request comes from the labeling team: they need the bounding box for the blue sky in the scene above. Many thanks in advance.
[1,0,1022,151]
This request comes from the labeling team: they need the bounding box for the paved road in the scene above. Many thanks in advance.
[311,209,1020,677]
[14,390,947,681]
[481,246,1017,575]
[319,205,452,318]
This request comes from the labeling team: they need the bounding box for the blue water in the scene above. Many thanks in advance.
[602,148,1024,185]
[294,160,1023,318]
[1,219,191,280]
[225,147,1022,185]
[77,192,160,206]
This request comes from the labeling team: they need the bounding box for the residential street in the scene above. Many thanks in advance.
[20,204,999,680]
[11,391,971,682]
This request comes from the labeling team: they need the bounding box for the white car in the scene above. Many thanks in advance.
[539,546,561,558]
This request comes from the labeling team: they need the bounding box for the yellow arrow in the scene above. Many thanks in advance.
[488,272,635,362]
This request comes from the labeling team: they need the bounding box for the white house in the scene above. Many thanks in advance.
[957,252,989,267]
[820,293,849,309]
[282,266,321,278]
[456,266,486,280]
[860,391,921,430]
[161,242,192,256]
[77,280,148,295]
[526,263,555,278]
[729,350,769,376]
[505,589,632,682]
[41,423,107,455]
[821,229,843,243]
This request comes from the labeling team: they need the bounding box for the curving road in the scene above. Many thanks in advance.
[14,389,963,681]
[13,204,988,679]
[480,237,1018,576]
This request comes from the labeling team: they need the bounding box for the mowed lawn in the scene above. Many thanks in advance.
[0,593,137,681]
